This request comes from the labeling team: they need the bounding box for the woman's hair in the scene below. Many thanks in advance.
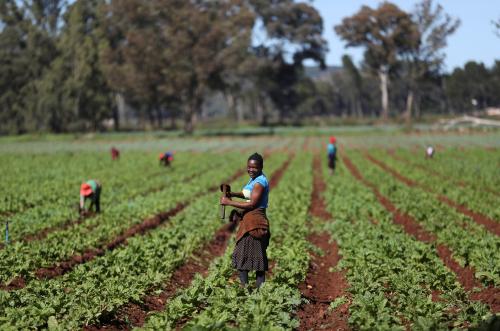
[248,152,264,167]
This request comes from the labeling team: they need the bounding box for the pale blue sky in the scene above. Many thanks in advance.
[310,0,500,71]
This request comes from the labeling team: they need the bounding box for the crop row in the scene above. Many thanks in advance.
[2,153,221,242]
[320,154,492,329]
[346,150,500,287]
[398,147,500,191]
[0,153,245,285]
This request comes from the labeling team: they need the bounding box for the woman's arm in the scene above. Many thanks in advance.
[229,191,245,199]
[221,183,264,211]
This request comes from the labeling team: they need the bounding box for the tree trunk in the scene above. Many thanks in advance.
[255,95,264,124]
[183,106,194,134]
[404,89,414,126]
[356,99,363,118]
[156,107,163,128]
[414,93,421,119]
[378,68,389,121]
[225,92,243,123]
[236,101,244,123]
[184,98,200,134]
[115,93,127,129]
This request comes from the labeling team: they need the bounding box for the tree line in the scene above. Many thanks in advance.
[0,0,499,134]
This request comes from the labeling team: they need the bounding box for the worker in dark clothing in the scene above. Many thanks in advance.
[327,136,337,174]
[79,179,102,214]
[159,151,174,167]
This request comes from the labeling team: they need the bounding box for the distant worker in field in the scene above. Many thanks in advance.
[220,152,270,289]
[79,179,101,214]
[159,151,174,167]
[111,147,120,160]
[327,136,337,174]
[426,145,435,159]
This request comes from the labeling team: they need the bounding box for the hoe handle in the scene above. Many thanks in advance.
[220,184,231,220]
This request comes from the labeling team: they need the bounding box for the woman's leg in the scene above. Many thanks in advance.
[239,270,249,286]
[256,271,265,288]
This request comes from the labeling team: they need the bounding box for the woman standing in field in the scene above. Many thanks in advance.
[220,153,270,288]
[327,136,337,174]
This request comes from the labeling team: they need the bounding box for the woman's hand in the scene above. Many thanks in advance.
[220,196,232,206]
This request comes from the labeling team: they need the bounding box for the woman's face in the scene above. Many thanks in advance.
[247,159,262,179]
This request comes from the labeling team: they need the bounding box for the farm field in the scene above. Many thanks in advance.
[0,130,499,330]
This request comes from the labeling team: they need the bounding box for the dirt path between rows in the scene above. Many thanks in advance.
[297,154,350,331]
[364,152,500,237]
[85,154,295,331]
[342,155,500,314]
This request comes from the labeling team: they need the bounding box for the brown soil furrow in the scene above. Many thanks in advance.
[297,154,350,331]
[342,154,500,313]
[85,154,294,330]
[436,245,500,312]
[35,202,187,280]
[364,153,500,237]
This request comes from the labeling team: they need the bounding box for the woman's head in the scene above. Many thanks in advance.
[247,153,263,179]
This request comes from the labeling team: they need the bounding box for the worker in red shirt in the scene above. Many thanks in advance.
[111,147,120,160]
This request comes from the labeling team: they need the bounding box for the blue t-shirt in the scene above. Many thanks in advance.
[327,143,336,156]
[242,173,269,209]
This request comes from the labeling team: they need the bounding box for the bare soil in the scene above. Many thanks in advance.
[297,154,350,331]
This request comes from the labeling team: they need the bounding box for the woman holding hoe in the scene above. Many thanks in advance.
[220,153,270,288]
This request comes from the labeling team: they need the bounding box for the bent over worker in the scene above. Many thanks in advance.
[79,179,101,214]
[220,152,270,288]
[159,151,174,167]
[111,147,120,160]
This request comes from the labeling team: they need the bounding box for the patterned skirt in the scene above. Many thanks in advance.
[232,233,269,271]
